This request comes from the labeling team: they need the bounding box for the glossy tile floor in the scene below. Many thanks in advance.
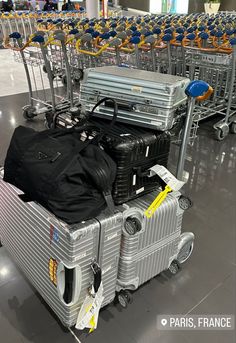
[0,91,236,342]
[0,49,50,97]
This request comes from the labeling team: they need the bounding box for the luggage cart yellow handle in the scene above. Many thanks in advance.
[76,43,110,56]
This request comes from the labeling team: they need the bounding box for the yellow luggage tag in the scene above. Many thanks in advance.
[145,184,172,218]
[144,165,185,218]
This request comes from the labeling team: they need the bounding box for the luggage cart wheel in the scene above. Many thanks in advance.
[215,127,227,141]
[117,290,133,308]
[230,122,236,134]
[74,69,84,82]
[178,195,192,210]
[168,260,180,275]
[22,106,36,120]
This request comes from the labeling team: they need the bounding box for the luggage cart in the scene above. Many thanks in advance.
[183,39,236,140]
[6,32,69,122]
[0,80,212,322]
[5,12,236,141]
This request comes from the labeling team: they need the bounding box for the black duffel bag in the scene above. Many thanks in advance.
[3,98,118,224]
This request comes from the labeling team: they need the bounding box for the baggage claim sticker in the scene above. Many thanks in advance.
[49,224,59,244]
[48,258,58,286]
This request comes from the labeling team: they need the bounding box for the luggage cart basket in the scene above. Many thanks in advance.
[6,32,65,121]
[182,37,236,140]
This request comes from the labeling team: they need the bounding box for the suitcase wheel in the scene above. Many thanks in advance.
[117,290,133,308]
[177,233,194,264]
[124,217,142,235]
[178,195,193,210]
[168,260,180,275]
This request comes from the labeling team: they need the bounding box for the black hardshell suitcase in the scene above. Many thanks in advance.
[96,120,170,204]
[55,113,170,204]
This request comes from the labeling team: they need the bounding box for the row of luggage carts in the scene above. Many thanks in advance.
[4,11,236,140]
[0,9,86,46]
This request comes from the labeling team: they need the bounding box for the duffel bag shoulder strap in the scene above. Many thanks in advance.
[85,98,118,211]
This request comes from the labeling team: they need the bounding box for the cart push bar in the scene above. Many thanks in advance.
[177,80,213,181]
[145,80,213,218]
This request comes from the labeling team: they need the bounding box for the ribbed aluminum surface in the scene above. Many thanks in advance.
[80,67,189,131]
[98,211,123,305]
[81,67,189,108]
[121,192,183,258]
[0,176,122,327]
[117,235,180,289]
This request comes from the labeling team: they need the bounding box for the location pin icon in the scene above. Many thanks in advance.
[161,319,168,326]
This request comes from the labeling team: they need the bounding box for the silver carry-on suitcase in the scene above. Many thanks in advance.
[116,191,194,298]
[80,66,190,131]
[0,171,122,327]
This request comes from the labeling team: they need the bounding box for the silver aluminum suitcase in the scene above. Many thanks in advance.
[0,172,122,327]
[117,191,194,292]
[80,66,190,131]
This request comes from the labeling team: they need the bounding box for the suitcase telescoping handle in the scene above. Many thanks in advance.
[176,80,213,181]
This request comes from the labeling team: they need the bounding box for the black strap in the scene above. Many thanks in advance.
[91,261,102,293]
[86,97,118,144]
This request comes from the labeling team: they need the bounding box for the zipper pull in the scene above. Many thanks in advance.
[50,152,61,163]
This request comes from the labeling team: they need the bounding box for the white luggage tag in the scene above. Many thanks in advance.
[76,262,104,333]
[144,165,185,218]
[75,283,104,332]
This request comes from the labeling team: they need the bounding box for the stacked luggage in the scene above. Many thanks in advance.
[0,66,202,329]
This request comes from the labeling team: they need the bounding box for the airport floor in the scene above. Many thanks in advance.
[0,51,235,343]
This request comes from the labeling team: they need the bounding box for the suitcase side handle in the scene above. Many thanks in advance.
[133,166,166,190]
[57,262,82,306]
[132,166,150,178]
[104,99,134,112]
